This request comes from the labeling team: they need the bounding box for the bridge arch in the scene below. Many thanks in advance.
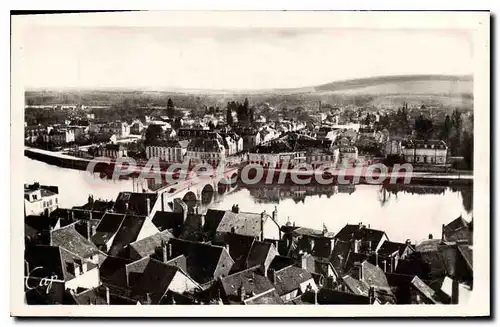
[230,172,238,188]
[201,184,215,205]
[217,178,228,195]
[182,191,198,209]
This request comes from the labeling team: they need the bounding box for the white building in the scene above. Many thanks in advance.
[402,140,448,165]
[24,183,59,216]
[146,140,189,163]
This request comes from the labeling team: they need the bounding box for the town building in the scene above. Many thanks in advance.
[401,139,448,165]
[24,183,59,216]
[145,140,189,163]
[97,144,128,159]
[185,137,226,166]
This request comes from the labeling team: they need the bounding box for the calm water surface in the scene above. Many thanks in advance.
[25,157,472,243]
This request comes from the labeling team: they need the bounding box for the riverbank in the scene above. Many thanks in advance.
[25,147,473,187]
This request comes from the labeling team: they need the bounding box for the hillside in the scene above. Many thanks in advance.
[312,74,473,95]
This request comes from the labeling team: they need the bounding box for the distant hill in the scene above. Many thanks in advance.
[311,74,473,95]
[24,74,474,109]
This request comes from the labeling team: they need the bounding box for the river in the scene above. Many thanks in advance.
[24,157,472,244]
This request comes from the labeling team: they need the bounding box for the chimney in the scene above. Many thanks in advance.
[272,206,278,221]
[368,286,375,304]
[428,233,433,240]
[441,224,446,242]
[73,260,81,276]
[200,214,205,229]
[238,285,245,302]
[86,221,92,241]
[105,286,110,305]
[162,240,168,263]
[146,197,151,216]
[451,279,459,304]
[375,252,379,267]
[260,211,266,241]
[313,289,318,304]
[301,254,308,270]
[268,268,276,284]
[231,204,240,213]
[145,292,152,305]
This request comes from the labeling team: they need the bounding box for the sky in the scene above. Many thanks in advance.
[21,26,473,90]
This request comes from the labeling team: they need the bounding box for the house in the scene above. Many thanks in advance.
[145,139,189,163]
[25,244,100,292]
[106,214,159,257]
[213,206,280,243]
[97,143,128,159]
[113,192,159,217]
[167,238,235,285]
[127,257,200,304]
[43,128,75,144]
[374,240,415,273]
[126,230,174,261]
[338,145,359,163]
[442,216,472,243]
[130,120,146,135]
[185,137,226,166]
[268,265,317,302]
[102,122,130,138]
[25,125,48,143]
[246,240,279,275]
[90,212,127,252]
[330,223,388,273]
[341,261,396,304]
[402,139,448,165]
[219,267,283,304]
[25,215,72,246]
[385,273,445,304]
[24,183,59,216]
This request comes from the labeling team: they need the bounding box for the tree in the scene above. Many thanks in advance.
[226,107,233,126]
[167,98,175,118]
[173,117,182,130]
[145,125,164,144]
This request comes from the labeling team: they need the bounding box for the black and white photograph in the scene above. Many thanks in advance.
[10,11,490,317]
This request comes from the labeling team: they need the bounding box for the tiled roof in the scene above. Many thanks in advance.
[411,276,440,304]
[113,192,158,216]
[169,238,233,284]
[293,227,334,239]
[220,267,275,303]
[244,289,284,305]
[216,211,278,238]
[342,275,369,296]
[50,224,99,259]
[246,241,273,269]
[273,266,314,296]
[107,215,147,257]
[130,257,185,304]
[151,211,184,236]
[443,216,471,242]
[91,212,126,246]
[335,224,386,245]
[128,230,174,259]
[269,255,295,272]
[223,233,255,272]
[378,241,410,257]
[99,256,133,288]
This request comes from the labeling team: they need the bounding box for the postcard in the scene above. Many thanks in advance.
[11,11,490,317]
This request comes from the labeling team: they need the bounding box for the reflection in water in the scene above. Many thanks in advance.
[25,157,473,243]
[212,183,473,243]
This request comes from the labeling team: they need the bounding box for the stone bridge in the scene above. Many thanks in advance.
[153,167,240,212]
